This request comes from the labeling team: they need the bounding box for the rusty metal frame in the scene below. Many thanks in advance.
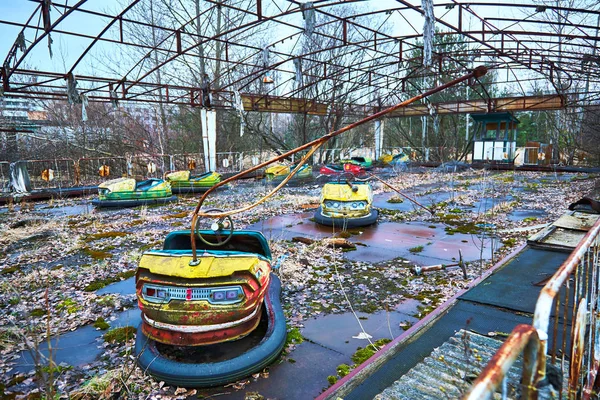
[2,1,600,112]
[467,217,600,399]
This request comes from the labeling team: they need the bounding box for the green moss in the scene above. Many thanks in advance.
[30,308,46,317]
[285,327,304,347]
[140,241,161,252]
[116,270,135,280]
[84,232,128,242]
[104,326,136,343]
[57,298,80,314]
[386,196,404,204]
[162,211,188,220]
[287,358,296,363]
[327,375,338,385]
[358,302,378,313]
[94,317,110,330]
[336,231,352,239]
[8,297,20,306]
[444,222,481,235]
[351,338,392,364]
[84,269,135,292]
[408,245,424,253]
[83,247,113,260]
[337,364,351,377]
[0,266,20,275]
[523,217,538,223]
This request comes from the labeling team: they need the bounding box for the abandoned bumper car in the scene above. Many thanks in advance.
[319,162,365,177]
[92,177,177,208]
[314,175,378,228]
[165,170,222,194]
[264,163,313,183]
[134,216,286,387]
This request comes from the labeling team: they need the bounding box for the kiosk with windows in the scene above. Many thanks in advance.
[471,112,519,163]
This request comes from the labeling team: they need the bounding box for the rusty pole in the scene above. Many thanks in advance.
[188,65,488,263]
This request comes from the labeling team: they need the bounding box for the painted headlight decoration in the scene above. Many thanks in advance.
[142,284,244,304]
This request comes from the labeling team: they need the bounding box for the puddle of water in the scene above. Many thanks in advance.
[468,195,515,213]
[252,214,499,265]
[11,308,141,374]
[39,203,93,217]
[199,340,349,400]
[96,277,135,296]
[301,299,421,357]
[507,209,547,222]
[373,190,454,212]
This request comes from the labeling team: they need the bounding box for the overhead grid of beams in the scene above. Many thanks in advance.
[1,0,600,114]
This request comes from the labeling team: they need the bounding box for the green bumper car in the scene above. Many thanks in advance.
[92,178,177,208]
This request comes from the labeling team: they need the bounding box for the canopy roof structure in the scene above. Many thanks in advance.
[1,0,599,115]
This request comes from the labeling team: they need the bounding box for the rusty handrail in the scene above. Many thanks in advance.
[533,217,600,348]
[465,216,600,399]
[464,324,540,400]
[187,66,489,264]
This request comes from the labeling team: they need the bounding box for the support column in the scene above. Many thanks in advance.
[201,109,217,172]
[374,119,384,160]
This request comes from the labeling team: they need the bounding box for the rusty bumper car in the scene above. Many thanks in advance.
[314,174,378,228]
[134,222,286,387]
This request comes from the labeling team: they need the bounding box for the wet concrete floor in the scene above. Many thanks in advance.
[248,214,498,266]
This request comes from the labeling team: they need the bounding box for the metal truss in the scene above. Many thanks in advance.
[1,0,600,113]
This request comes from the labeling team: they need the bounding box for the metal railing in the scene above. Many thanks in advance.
[465,217,600,400]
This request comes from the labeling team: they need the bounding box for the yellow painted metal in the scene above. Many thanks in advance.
[139,253,263,279]
[321,183,371,202]
[265,164,290,177]
[99,177,136,191]
[165,170,191,181]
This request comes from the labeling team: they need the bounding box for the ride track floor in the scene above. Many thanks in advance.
[341,246,571,400]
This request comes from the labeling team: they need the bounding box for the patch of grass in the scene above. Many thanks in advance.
[327,375,338,385]
[104,326,136,343]
[448,208,462,214]
[84,232,128,242]
[523,217,538,223]
[502,237,517,247]
[8,297,20,306]
[30,308,46,317]
[408,245,424,253]
[351,338,392,365]
[93,317,110,330]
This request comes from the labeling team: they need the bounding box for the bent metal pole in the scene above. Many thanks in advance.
[189,65,488,263]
